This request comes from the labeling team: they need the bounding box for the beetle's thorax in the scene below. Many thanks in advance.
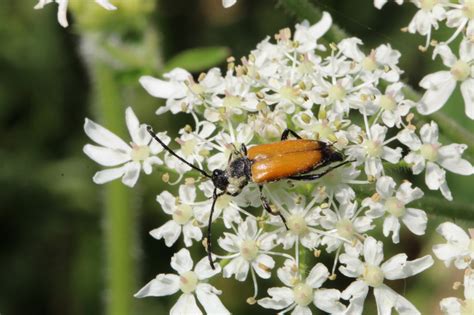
[224,157,252,195]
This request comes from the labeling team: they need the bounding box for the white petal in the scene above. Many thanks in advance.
[223,257,249,281]
[465,271,474,300]
[439,297,461,315]
[396,182,423,204]
[84,118,130,152]
[125,107,141,145]
[83,144,130,167]
[150,221,181,247]
[258,287,294,309]
[433,43,456,67]
[397,128,421,151]
[95,0,117,10]
[436,222,470,246]
[374,0,388,9]
[139,75,186,99]
[171,248,194,274]
[417,71,456,115]
[402,208,427,236]
[420,121,439,144]
[341,280,369,315]
[222,0,237,8]
[170,294,202,315]
[156,191,176,215]
[425,161,445,190]
[57,0,69,28]
[373,285,420,315]
[121,161,141,187]
[179,184,196,204]
[382,254,433,280]
[134,273,180,298]
[92,166,127,184]
[252,254,275,279]
[313,288,346,314]
[383,215,401,244]
[382,146,402,164]
[438,143,474,175]
[182,223,202,247]
[460,38,474,62]
[196,283,230,315]
[305,263,329,289]
[291,305,311,315]
[194,256,221,280]
[376,176,396,198]
[364,237,384,266]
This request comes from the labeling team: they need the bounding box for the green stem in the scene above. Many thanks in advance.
[411,196,474,221]
[277,0,474,161]
[92,61,136,315]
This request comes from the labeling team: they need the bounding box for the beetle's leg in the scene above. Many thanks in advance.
[288,160,352,181]
[207,189,225,269]
[281,128,302,140]
[259,186,288,229]
[241,143,247,156]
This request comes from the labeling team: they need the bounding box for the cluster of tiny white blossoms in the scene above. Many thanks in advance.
[82,12,474,315]
[34,0,117,27]
[375,0,474,119]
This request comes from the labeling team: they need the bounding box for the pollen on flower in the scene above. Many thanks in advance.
[179,271,198,294]
[362,264,384,287]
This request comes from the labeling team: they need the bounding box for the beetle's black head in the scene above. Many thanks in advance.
[212,169,229,191]
[322,144,344,163]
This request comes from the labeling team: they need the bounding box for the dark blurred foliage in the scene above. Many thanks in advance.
[0,1,471,314]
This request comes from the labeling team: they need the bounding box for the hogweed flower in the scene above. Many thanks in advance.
[79,11,474,315]
[83,107,170,187]
[134,248,230,315]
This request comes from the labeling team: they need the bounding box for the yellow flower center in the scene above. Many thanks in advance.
[365,140,382,157]
[363,264,384,287]
[328,84,347,102]
[293,283,313,306]
[461,299,474,315]
[279,86,299,103]
[223,95,242,108]
[419,143,439,162]
[451,60,471,81]
[287,214,308,236]
[420,0,437,11]
[385,197,406,218]
[131,144,150,162]
[336,218,355,240]
[379,94,396,111]
[463,0,474,19]
[179,271,198,294]
[240,239,259,261]
[362,55,377,72]
[173,204,193,225]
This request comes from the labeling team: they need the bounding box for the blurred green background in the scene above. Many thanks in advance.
[0,0,472,314]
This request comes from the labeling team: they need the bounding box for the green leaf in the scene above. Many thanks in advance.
[163,46,230,73]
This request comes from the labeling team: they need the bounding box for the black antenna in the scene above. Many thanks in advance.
[146,125,211,178]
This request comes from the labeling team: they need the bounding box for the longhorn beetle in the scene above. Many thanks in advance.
[146,125,351,269]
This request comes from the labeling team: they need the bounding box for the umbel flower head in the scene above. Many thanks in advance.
[80,11,473,315]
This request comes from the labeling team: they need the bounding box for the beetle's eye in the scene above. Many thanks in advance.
[212,169,221,177]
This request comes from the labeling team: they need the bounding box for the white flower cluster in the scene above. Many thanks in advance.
[34,0,116,27]
[374,0,474,119]
[83,12,474,315]
[433,222,474,314]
